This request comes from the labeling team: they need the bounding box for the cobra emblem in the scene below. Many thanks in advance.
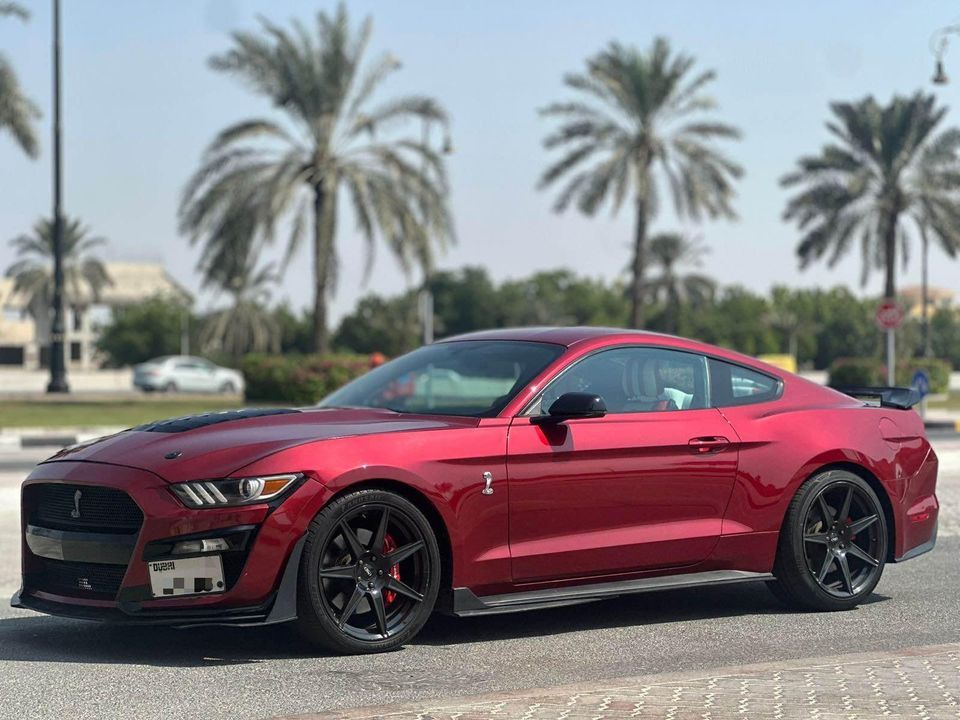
[71,489,82,519]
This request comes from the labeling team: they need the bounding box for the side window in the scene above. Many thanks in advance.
[530,347,709,415]
[708,359,782,407]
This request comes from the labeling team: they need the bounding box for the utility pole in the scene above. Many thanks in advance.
[47,0,68,393]
[921,225,932,358]
[417,117,453,346]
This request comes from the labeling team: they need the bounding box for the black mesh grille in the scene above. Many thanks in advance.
[32,559,126,599]
[29,484,143,533]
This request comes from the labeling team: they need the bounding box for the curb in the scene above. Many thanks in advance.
[0,427,125,451]
[924,418,960,433]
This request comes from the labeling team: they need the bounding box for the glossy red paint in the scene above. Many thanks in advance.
[16,327,939,621]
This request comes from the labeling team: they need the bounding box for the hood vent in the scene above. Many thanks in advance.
[132,408,300,434]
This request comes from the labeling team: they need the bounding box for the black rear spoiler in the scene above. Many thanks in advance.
[832,386,923,410]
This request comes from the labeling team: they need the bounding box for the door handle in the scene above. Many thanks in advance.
[688,436,730,454]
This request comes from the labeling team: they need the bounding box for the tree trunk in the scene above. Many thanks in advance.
[312,182,336,353]
[629,195,649,329]
[665,272,678,334]
[920,222,932,357]
[882,210,898,300]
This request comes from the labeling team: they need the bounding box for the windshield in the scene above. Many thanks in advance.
[320,340,565,417]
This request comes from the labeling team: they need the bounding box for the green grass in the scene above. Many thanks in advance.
[0,398,260,429]
[928,391,960,411]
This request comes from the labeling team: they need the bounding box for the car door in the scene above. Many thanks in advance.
[172,359,205,392]
[193,359,220,393]
[506,346,739,583]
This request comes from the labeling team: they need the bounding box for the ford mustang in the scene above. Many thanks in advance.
[12,327,939,654]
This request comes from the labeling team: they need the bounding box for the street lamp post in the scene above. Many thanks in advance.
[417,118,453,346]
[921,225,932,358]
[931,24,960,85]
[47,0,68,393]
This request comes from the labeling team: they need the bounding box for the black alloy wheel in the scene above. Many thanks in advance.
[769,470,887,611]
[297,489,440,654]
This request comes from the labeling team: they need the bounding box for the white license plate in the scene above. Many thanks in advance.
[147,556,225,598]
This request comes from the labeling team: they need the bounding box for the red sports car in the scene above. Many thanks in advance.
[13,328,939,654]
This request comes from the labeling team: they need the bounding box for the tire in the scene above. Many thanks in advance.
[770,469,887,611]
[296,489,441,654]
[219,381,236,395]
[163,381,177,393]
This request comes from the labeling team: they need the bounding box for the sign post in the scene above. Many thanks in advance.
[911,369,931,420]
[875,300,904,386]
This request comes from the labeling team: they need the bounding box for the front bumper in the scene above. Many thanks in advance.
[13,460,322,625]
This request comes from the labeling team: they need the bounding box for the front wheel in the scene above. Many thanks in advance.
[296,489,441,654]
[770,469,887,611]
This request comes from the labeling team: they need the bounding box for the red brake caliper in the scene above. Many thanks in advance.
[382,534,401,604]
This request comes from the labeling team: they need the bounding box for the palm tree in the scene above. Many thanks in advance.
[180,4,454,353]
[6,217,112,325]
[782,92,960,299]
[765,287,818,361]
[200,260,281,359]
[642,232,715,333]
[538,37,742,328]
[0,1,39,157]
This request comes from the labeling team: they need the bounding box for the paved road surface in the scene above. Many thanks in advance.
[0,439,958,720]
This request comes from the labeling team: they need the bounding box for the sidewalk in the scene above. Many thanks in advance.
[278,643,960,720]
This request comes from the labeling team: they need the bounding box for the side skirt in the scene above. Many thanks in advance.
[451,569,774,617]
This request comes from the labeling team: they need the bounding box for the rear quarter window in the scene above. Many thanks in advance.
[708,358,782,407]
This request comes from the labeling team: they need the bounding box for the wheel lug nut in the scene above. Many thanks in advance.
[367,582,374,589]
[378,570,383,576]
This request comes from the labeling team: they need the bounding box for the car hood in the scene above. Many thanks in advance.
[42,407,478,483]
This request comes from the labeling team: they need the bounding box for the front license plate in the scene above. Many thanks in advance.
[147,556,225,598]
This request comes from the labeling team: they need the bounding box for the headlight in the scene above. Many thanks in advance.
[171,473,300,508]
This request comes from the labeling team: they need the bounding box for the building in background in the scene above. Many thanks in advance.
[899,285,958,319]
[0,262,191,370]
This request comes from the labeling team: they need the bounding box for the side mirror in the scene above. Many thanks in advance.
[532,392,607,424]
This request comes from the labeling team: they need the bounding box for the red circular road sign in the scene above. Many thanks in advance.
[875,300,904,330]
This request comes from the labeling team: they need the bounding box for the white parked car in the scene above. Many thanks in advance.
[133,356,245,395]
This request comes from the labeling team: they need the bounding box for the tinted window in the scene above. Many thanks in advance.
[708,359,782,407]
[320,340,564,417]
[530,346,709,415]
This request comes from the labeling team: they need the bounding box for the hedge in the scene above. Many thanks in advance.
[828,356,951,394]
[895,358,951,395]
[827,357,885,388]
[241,353,378,405]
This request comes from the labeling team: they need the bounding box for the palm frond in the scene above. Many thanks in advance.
[0,55,40,157]
[784,91,957,288]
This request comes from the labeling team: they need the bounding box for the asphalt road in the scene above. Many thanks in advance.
[1,438,958,720]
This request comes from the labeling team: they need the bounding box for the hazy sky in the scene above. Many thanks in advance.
[2,1,959,321]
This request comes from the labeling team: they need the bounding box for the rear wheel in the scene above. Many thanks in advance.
[296,489,440,654]
[770,470,887,611]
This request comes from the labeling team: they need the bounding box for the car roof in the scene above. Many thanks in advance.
[439,326,671,347]
[438,326,788,378]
